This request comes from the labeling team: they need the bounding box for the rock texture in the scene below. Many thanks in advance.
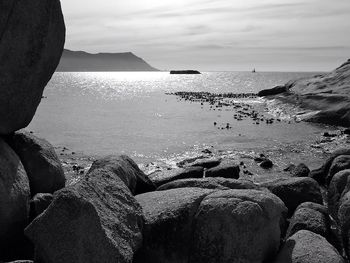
[0,138,31,260]
[149,167,204,187]
[0,0,65,134]
[88,155,155,195]
[205,160,240,179]
[6,131,65,196]
[338,189,350,258]
[274,230,344,263]
[25,165,144,263]
[29,193,53,221]
[328,155,350,185]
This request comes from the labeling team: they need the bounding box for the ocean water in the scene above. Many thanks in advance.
[28,71,334,169]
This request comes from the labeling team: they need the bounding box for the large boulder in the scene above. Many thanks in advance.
[273,230,344,263]
[286,202,330,239]
[88,155,155,195]
[25,167,144,263]
[0,138,31,260]
[258,85,288,96]
[338,189,350,258]
[149,167,204,187]
[157,177,259,191]
[29,193,53,221]
[187,158,221,169]
[328,155,350,185]
[6,131,65,196]
[205,160,240,179]
[0,0,65,134]
[328,169,350,221]
[261,177,322,215]
[190,189,287,263]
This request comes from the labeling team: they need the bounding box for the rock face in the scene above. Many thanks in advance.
[261,177,322,215]
[157,177,259,191]
[6,132,65,196]
[25,166,144,263]
[190,189,287,263]
[88,155,155,194]
[0,0,65,134]
[274,230,344,263]
[29,193,53,221]
[0,138,31,260]
[134,188,214,263]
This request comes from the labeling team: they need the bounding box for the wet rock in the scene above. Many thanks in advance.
[190,189,287,263]
[260,159,274,169]
[0,138,31,261]
[157,177,259,191]
[273,230,344,263]
[286,202,330,239]
[327,155,350,185]
[149,167,204,187]
[258,85,287,97]
[88,155,155,195]
[205,160,240,179]
[0,0,65,134]
[134,188,214,263]
[29,193,53,221]
[6,131,65,196]
[328,169,350,221]
[261,177,323,215]
[25,166,144,263]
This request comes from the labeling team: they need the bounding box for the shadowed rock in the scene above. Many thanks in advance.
[328,155,350,185]
[29,193,53,221]
[149,167,204,187]
[258,85,288,97]
[205,160,240,179]
[0,0,65,134]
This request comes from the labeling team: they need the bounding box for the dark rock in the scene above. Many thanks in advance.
[260,159,274,169]
[205,160,240,179]
[190,189,287,263]
[284,164,296,172]
[0,0,65,134]
[328,169,350,221]
[149,167,204,187]
[261,177,323,215]
[286,202,330,239]
[273,230,344,263]
[0,138,31,261]
[170,70,201,74]
[338,190,350,258]
[310,148,350,185]
[257,85,287,97]
[344,128,350,135]
[134,188,214,263]
[6,131,65,196]
[25,167,144,263]
[187,158,221,169]
[290,163,310,177]
[327,155,350,185]
[88,155,155,195]
[157,177,259,191]
[29,193,53,221]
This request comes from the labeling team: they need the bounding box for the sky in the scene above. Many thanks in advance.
[60,0,350,71]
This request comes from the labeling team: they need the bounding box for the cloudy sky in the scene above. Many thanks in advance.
[60,0,350,71]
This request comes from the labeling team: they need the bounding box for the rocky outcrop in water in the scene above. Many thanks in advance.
[0,0,65,134]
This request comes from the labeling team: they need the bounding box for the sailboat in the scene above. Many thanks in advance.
[252,68,256,73]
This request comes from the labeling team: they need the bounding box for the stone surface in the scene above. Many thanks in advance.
[328,155,350,185]
[258,85,288,96]
[261,177,322,215]
[338,189,350,258]
[0,0,65,134]
[6,131,65,196]
[0,138,31,260]
[187,158,221,169]
[290,163,310,177]
[25,167,144,263]
[157,177,259,191]
[88,155,155,194]
[190,189,287,263]
[205,160,240,179]
[328,169,350,221]
[134,188,214,263]
[29,193,53,221]
[273,230,344,263]
[149,167,204,187]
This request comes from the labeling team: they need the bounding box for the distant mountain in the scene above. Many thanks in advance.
[56,49,159,72]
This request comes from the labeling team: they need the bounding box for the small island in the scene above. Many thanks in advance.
[170,70,201,74]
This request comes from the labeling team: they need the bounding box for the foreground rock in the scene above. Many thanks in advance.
[25,163,144,263]
[29,193,53,221]
[149,167,204,187]
[0,0,65,134]
[205,160,240,179]
[88,155,155,194]
[6,131,65,196]
[274,230,344,263]
[134,188,214,263]
[0,138,31,260]
[157,177,259,191]
[338,189,350,258]
[261,177,322,215]
[328,155,350,185]
[190,189,287,263]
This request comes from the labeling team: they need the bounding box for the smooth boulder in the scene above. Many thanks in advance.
[338,189,350,258]
[273,230,344,263]
[205,160,240,179]
[6,131,65,196]
[25,167,144,263]
[88,155,155,194]
[0,138,31,260]
[0,0,65,134]
[149,167,204,187]
[261,177,322,215]
[29,193,53,221]
[190,189,287,263]
[328,155,350,185]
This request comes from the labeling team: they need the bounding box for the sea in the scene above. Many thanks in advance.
[27,71,342,174]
